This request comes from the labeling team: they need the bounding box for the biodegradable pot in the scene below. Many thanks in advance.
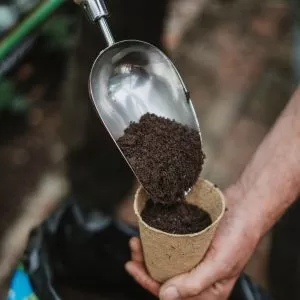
[134,177,226,283]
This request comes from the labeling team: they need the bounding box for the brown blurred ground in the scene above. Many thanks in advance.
[0,0,293,297]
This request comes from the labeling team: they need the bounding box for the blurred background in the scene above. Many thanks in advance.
[0,0,296,299]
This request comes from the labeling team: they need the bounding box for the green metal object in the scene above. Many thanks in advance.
[0,0,65,61]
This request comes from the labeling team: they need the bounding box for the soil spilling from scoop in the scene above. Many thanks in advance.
[117,113,212,234]
[141,200,212,234]
[117,113,204,204]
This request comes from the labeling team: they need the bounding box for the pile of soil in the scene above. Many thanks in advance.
[117,113,204,204]
[118,113,212,234]
[141,200,212,234]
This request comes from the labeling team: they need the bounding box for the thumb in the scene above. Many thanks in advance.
[159,258,222,300]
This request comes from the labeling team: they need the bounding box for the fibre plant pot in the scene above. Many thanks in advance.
[134,177,226,283]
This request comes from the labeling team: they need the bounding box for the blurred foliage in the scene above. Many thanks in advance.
[0,6,76,114]
[0,79,29,113]
[40,13,76,52]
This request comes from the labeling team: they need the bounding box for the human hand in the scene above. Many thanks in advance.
[125,184,262,300]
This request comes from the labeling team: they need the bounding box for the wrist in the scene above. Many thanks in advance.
[226,162,300,242]
[223,181,263,246]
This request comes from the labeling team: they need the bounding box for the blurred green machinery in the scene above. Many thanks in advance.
[0,0,65,61]
[0,0,75,113]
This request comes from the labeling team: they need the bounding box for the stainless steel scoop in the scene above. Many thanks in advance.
[76,0,202,183]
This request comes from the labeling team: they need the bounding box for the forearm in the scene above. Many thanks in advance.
[230,86,300,238]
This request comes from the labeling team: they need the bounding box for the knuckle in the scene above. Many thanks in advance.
[211,282,225,296]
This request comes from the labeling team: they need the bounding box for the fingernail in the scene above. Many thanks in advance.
[161,286,180,300]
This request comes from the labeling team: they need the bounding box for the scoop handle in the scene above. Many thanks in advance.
[75,0,115,46]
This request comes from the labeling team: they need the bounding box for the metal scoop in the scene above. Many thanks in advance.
[76,0,201,182]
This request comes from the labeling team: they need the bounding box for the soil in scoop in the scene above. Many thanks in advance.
[141,199,212,234]
[117,113,205,204]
